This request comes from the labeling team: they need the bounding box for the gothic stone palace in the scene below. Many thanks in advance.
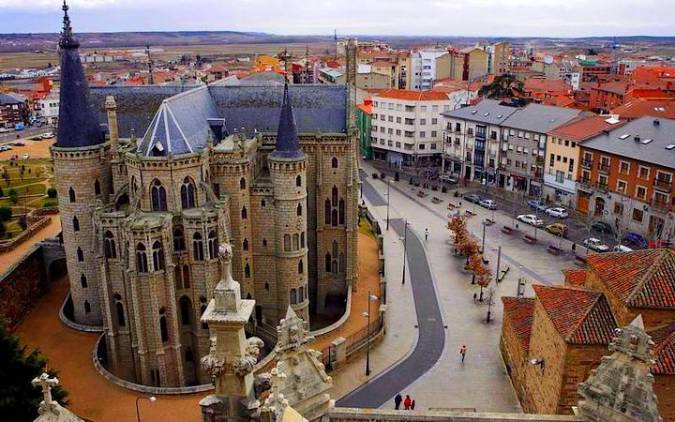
[52,4,359,387]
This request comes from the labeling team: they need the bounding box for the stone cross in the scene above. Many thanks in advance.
[32,373,59,413]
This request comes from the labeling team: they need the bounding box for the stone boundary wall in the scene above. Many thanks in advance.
[327,407,581,422]
[0,216,50,253]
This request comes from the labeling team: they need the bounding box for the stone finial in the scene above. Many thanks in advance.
[276,306,311,352]
[104,95,116,110]
[213,243,241,313]
[262,368,289,418]
[32,373,59,414]
[577,315,662,422]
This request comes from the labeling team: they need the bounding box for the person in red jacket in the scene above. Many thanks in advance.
[403,395,412,410]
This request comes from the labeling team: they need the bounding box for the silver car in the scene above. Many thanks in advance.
[479,199,497,210]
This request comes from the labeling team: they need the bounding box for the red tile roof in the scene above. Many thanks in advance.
[587,249,675,310]
[611,98,675,120]
[357,103,372,114]
[563,268,587,287]
[374,89,449,101]
[502,297,535,352]
[593,81,628,96]
[549,115,625,141]
[533,285,617,345]
[524,78,572,94]
[649,323,675,375]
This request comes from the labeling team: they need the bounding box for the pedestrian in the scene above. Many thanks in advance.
[459,345,467,363]
[394,394,402,410]
[403,395,412,410]
[424,228,429,241]
[411,400,416,410]
[572,242,577,252]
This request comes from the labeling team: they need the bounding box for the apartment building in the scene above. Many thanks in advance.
[543,116,624,207]
[499,104,583,196]
[406,49,451,91]
[442,100,518,183]
[450,47,489,81]
[576,116,675,242]
[483,42,511,76]
[0,93,29,128]
[370,90,451,167]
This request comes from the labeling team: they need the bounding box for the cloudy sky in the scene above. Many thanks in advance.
[0,0,673,37]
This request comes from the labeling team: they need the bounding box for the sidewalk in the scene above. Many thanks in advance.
[0,214,61,270]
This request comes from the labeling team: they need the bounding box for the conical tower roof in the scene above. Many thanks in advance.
[56,1,104,149]
[271,83,303,159]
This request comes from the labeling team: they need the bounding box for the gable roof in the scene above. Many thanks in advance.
[442,99,519,125]
[374,89,449,101]
[649,323,675,375]
[549,115,626,141]
[502,297,535,352]
[501,103,583,133]
[533,285,617,345]
[586,249,675,310]
[611,98,675,120]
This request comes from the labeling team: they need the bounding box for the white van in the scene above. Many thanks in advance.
[612,245,633,252]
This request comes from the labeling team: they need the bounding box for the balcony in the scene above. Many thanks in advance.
[535,156,545,165]
[651,200,672,213]
[581,159,593,170]
[654,178,673,192]
[598,163,610,174]
[578,179,594,193]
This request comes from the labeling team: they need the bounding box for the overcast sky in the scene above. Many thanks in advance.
[0,0,674,37]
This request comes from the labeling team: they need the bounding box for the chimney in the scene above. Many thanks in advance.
[653,119,660,127]
[634,134,640,142]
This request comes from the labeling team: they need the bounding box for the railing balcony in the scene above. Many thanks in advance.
[654,178,673,191]
[652,200,672,213]
[578,179,594,192]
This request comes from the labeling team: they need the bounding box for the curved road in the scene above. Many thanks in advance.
[337,180,446,408]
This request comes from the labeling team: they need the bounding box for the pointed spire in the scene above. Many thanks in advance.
[56,2,104,148]
[271,83,303,159]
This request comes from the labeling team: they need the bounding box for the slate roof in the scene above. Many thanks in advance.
[239,71,286,86]
[500,103,583,134]
[271,83,303,159]
[0,93,24,105]
[581,116,675,169]
[533,285,617,345]
[501,297,535,353]
[649,323,675,375]
[586,249,675,310]
[441,99,519,125]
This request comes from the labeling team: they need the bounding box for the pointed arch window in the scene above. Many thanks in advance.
[332,186,338,206]
[339,199,345,225]
[179,296,192,326]
[181,177,196,209]
[136,243,148,273]
[77,247,84,262]
[72,216,80,232]
[151,179,167,211]
[240,177,246,190]
[290,289,297,305]
[152,241,164,271]
[331,209,338,227]
[293,234,299,250]
[325,253,332,272]
[300,232,305,248]
[104,231,116,258]
[80,274,88,288]
[192,232,204,261]
[296,175,302,187]
[208,231,218,259]
[332,157,339,168]
[298,259,304,274]
[116,301,125,327]
[284,234,291,252]
[69,187,76,203]
[243,238,249,251]
[241,206,248,220]
[297,203,302,216]
[173,227,185,252]
[84,300,91,314]
[299,286,304,302]
[325,199,331,225]
[244,263,251,278]
[159,308,168,343]
[94,180,101,196]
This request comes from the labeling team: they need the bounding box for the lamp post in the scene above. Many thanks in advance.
[386,178,390,230]
[364,291,379,376]
[401,219,409,285]
[136,396,156,422]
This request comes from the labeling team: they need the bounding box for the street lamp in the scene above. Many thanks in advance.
[136,396,156,422]
[401,219,409,285]
[363,291,379,376]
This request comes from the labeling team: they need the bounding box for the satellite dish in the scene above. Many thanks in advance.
[543,55,554,65]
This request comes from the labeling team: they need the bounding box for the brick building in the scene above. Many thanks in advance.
[501,248,675,419]
[52,5,358,388]
[576,116,674,243]
[0,92,29,128]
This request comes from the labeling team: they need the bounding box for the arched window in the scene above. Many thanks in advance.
[152,241,164,271]
[208,231,218,260]
[297,203,302,216]
[104,231,116,258]
[179,296,192,326]
[244,263,251,278]
[293,234,299,250]
[72,216,80,232]
[240,177,246,190]
[325,199,331,225]
[290,289,297,305]
[332,186,338,206]
[80,274,87,288]
[151,179,167,211]
[296,175,302,187]
[261,199,266,208]
[284,234,291,251]
[299,286,304,302]
[159,309,168,343]
[192,232,204,261]
[298,259,304,274]
[325,253,331,272]
[339,199,345,225]
[173,227,185,252]
[241,206,248,220]
[332,157,338,168]
[262,238,267,247]
[265,282,270,292]
[136,243,148,273]
[116,301,125,327]
[94,180,101,196]
[77,247,84,262]
[243,238,249,251]
[183,265,190,289]
[69,187,76,203]
[181,177,196,209]
[300,232,305,248]
[331,209,338,227]
[84,300,91,313]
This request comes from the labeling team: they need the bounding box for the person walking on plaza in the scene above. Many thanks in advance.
[459,345,467,363]
[411,399,416,410]
[404,395,412,410]
[424,228,429,241]
[394,393,402,410]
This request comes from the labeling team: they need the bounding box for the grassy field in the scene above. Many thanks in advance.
[0,51,58,72]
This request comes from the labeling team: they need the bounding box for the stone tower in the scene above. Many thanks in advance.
[268,83,310,323]
[577,315,662,422]
[51,0,111,326]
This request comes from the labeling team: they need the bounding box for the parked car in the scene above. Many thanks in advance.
[22,154,29,159]
[29,135,42,141]
[463,193,482,204]
[0,145,12,151]
[612,245,633,252]
[545,223,568,237]
[583,237,610,252]
[479,199,497,210]
[12,141,25,146]
[527,199,548,211]
[41,132,54,139]
[517,214,544,227]
[545,207,569,218]
[621,232,648,250]
[591,221,614,235]
[439,174,458,184]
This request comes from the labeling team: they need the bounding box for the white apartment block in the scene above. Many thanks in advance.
[408,50,448,91]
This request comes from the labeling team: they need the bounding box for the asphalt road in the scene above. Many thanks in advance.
[0,126,53,144]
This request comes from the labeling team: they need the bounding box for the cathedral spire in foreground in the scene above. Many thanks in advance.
[271,82,303,159]
[56,0,104,148]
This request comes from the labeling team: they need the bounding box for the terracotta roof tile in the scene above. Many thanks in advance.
[649,324,675,375]
[563,268,587,287]
[374,89,449,101]
[533,285,617,345]
[549,115,625,141]
[587,249,675,310]
[502,297,535,353]
[611,98,675,120]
